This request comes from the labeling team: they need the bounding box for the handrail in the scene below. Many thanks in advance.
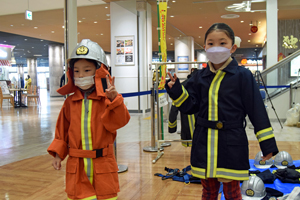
[260,49,300,76]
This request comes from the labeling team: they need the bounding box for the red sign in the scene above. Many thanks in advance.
[251,26,258,33]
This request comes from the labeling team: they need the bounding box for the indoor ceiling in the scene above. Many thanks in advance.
[0,0,300,64]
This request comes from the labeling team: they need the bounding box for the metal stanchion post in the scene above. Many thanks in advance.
[114,140,128,173]
[155,64,171,147]
[143,87,164,152]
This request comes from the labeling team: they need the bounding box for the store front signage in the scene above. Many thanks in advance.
[282,35,298,49]
[25,10,32,20]
[241,59,262,65]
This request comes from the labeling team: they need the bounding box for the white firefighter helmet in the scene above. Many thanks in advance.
[254,151,273,169]
[241,176,267,200]
[68,39,108,68]
[274,151,293,169]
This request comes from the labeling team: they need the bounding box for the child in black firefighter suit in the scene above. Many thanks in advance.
[165,23,279,200]
[168,69,198,147]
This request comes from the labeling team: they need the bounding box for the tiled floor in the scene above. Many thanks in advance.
[0,89,299,167]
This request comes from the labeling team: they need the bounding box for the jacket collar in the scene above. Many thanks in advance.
[56,63,111,99]
[71,88,102,101]
[202,57,238,77]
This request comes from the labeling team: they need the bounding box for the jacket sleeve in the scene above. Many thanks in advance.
[47,100,70,160]
[241,70,278,157]
[101,94,130,133]
[168,104,178,133]
[165,75,200,115]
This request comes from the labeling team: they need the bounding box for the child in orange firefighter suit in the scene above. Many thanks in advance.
[165,23,279,200]
[47,39,130,200]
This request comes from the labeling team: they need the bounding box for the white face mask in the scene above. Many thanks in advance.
[205,46,232,64]
[74,75,95,88]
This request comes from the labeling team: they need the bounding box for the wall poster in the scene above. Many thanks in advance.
[177,56,189,72]
[115,36,134,66]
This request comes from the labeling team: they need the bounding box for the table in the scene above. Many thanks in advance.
[9,88,29,108]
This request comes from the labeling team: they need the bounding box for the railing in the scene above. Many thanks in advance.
[259,49,300,98]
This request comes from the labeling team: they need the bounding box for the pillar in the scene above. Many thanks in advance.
[174,36,194,79]
[110,0,152,113]
[64,0,77,83]
[26,58,37,87]
[266,0,278,87]
[48,45,64,97]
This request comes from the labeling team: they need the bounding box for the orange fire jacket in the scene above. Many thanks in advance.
[47,65,130,199]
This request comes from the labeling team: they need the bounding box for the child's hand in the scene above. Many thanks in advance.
[167,72,177,89]
[52,154,62,170]
[261,152,273,161]
[105,75,118,102]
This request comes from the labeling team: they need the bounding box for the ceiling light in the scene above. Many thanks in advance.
[172,0,176,2]
[180,35,182,37]
[24,39,27,41]
[167,6,170,8]
[249,33,251,35]
[34,55,42,56]
[105,7,108,9]
[51,31,55,33]
[248,40,251,42]
[240,21,244,23]
[79,20,82,23]
[34,27,38,29]
[106,14,110,17]
[256,45,258,47]
[94,21,97,23]
[62,26,65,28]
[259,21,261,24]
[10,25,13,26]
[101,33,103,35]
[4,41,6,42]
[40,40,43,41]
[170,15,174,17]
[32,47,34,48]
[82,18,85,19]
[171,43,173,45]
[221,14,240,19]
[106,19,110,20]
[21,24,24,26]
[199,36,201,38]
[169,38,171,39]
[199,26,202,28]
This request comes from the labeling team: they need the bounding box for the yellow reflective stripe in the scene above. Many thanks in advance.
[81,99,94,185]
[188,114,195,138]
[88,100,93,149]
[182,142,192,147]
[258,134,275,142]
[172,85,189,107]
[68,195,97,200]
[216,168,249,181]
[191,166,206,179]
[168,120,177,128]
[192,114,195,138]
[256,127,274,142]
[207,71,226,178]
[81,100,85,147]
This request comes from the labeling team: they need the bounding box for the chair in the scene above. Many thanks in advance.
[27,86,40,105]
[0,87,14,109]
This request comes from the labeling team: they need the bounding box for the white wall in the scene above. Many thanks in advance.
[174,36,194,79]
[110,0,152,112]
